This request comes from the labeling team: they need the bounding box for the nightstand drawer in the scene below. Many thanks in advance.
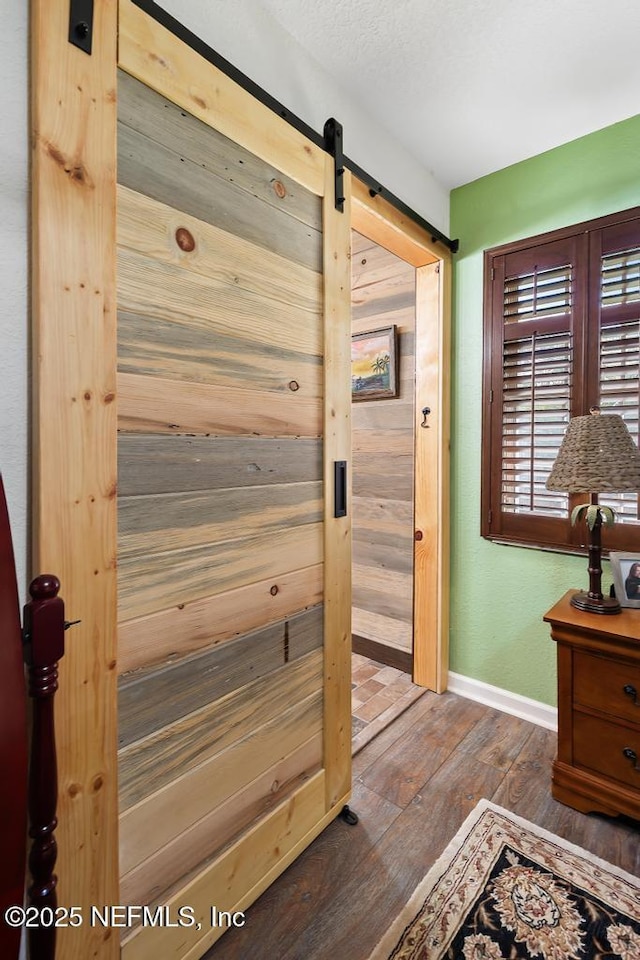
[574,651,640,724]
[573,713,640,790]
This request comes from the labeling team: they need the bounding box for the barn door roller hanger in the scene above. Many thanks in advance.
[68,0,94,54]
[324,118,345,213]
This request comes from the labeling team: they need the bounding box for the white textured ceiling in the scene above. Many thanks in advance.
[259,0,640,189]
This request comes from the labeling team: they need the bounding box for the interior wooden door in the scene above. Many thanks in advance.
[31,2,351,958]
[115,7,352,958]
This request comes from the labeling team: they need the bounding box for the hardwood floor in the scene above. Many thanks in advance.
[204,689,640,960]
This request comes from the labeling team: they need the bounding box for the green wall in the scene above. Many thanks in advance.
[449,114,640,706]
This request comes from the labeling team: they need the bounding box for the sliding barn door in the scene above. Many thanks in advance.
[114,5,351,958]
[111,8,352,959]
[32,3,349,956]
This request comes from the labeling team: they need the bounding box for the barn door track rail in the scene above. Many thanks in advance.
[119,0,458,251]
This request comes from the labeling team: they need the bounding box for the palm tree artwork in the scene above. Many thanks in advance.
[351,326,398,400]
[371,353,390,376]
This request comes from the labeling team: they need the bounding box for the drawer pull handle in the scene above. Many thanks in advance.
[623,683,639,706]
[622,747,640,771]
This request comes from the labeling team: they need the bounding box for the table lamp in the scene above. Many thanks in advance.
[546,408,640,614]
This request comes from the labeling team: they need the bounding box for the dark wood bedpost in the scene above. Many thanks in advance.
[0,476,28,960]
[23,574,66,960]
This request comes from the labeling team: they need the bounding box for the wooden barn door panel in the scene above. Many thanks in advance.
[32,3,350,959]
[116,5,351,959]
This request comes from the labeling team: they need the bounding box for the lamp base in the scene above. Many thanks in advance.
[570,591,621,615]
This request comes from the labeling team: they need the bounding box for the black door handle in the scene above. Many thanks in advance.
[334,461,347,518]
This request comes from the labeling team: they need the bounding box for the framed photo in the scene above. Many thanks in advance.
[351,325,399,401]
[610,551,640,608]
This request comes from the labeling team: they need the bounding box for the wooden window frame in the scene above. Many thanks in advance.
[482,205,640,554]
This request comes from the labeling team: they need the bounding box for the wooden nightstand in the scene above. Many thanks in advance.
[545,590,640,820]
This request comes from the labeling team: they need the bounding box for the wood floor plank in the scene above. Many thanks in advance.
[490,724,640,874]
[358,693,488,808]
[351,692,439,780]
[294,756,504,960]
[200,778,404,960]
[293,753,505,960]
[490,723,558,819]
[199,691,640,960]
[457,707,536,771]
[205,748,504,960]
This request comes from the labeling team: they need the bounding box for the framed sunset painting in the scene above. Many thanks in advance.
[351,325,399,401]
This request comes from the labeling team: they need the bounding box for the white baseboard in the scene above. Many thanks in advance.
[447,672,558,731]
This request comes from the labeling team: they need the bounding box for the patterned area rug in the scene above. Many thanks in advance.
[367,799,640,960]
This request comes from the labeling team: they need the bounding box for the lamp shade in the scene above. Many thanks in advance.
[546,412,640,493]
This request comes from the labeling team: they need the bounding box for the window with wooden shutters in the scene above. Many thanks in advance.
[482,206,640,553]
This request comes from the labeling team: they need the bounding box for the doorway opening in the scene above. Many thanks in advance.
[349,180,451,753]
[349,232,429,753]
[351,231,417,672]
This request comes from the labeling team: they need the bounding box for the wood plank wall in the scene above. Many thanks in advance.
[351,232,416,658]
[116,71,326,909]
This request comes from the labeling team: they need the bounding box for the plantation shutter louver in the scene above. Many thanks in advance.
[501,266,572,519]
[597,242,640,527]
